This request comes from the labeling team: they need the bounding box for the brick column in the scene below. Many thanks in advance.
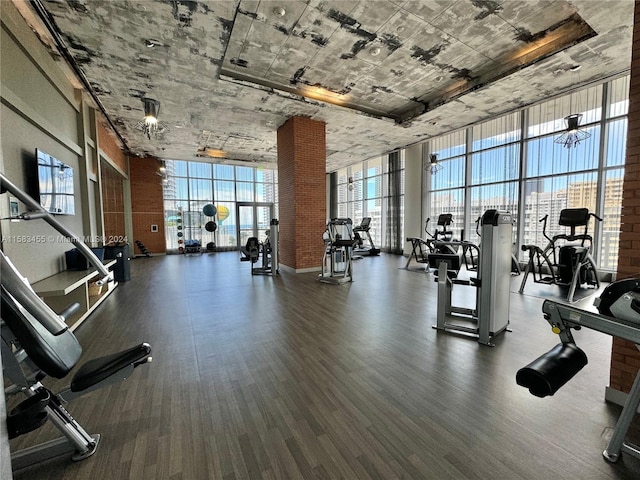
[277,117,326,271]
[130,156,166,254]
[609,1,640,395]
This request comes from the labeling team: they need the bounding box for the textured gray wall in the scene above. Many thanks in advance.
[1,6,85,282]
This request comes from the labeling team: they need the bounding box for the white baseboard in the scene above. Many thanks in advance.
[279,263,322,274]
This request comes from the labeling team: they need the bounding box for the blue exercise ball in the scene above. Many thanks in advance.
[203,204,217,217]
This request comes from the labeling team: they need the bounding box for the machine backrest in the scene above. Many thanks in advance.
[435,213,454,241]
[558,208,590,227]
[437,213,453,227]
[1,286,82,378]
[245,237,260,259]
[557,208,592,243]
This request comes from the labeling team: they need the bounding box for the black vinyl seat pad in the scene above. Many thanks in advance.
[70,343,151,392]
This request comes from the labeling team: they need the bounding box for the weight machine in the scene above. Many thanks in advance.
[464,216,521,275]
[319,218,356,284]
[516,278,640,463]
[0,173,152,471]
[430,210,512,346]
[519,208,602,303]
[353,217,380,256]
[240,219,279,275]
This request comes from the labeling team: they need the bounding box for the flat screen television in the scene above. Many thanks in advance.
[36,149,75,215]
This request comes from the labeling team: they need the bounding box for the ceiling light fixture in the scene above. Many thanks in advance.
[57,163,71,179]
[273,6,285,16]
[137,97,168,140]
[428,153,443,175]
[554,64,590,149]
[554,113,591,148]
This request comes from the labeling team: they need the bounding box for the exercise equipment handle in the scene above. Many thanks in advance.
[590,212,604,222]
[424,218,434,238]
[58,303,81,322]
[539,214,553,243]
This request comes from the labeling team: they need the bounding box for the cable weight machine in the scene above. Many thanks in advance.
[431,210,513,346]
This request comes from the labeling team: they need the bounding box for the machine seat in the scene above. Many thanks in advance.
[70,343,151,392]
[560,245,588,255]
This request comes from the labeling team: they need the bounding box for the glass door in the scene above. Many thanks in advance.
[236,202,274,249]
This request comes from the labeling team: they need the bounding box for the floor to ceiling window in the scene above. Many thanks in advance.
[336,153,403,250]
[163,160,278,252]
[428,130,466,241]
[424,74,628,272]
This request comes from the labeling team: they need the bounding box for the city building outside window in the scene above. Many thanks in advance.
[163,161,278,252]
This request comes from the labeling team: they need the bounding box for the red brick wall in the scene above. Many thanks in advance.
[277,117,326,270]
[101,160,126,240]
[610,1,640,394]
[97,120,127,173]
[129,156,166,255]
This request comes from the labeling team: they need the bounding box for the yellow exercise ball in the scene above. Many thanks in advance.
[217,205,229,222]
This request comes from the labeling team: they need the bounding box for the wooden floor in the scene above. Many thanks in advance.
[9,252,640,479]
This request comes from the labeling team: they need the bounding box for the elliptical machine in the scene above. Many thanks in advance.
[319,218,357,284]
[426,213,459,255]
[404,213,460,272]
[519,208,602,303]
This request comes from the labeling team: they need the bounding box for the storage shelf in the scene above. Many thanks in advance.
[31,259,118,331]
[32,260,116,296]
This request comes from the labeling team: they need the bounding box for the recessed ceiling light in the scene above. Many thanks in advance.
[396,26,405,33]
[370,47,381,56]
[569,65,582,72]
[273,6,285,16]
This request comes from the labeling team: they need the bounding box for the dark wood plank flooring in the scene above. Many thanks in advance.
[9,252,640,479]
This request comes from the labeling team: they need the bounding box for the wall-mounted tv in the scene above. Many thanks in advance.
[36,149,75,215]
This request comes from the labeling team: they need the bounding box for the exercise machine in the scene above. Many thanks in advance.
[431,210,512,346]
[428,213,459,254]
[240,219,279,275]
[0,173,152,471]
[464,216,521,275]
[319,218,356,284]
[519,208,602,303]
[353,218,380,256]
[405,214,458,272]
[516,278,640,463]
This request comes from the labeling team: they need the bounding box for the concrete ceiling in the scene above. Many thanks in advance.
[27,0,634,171]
